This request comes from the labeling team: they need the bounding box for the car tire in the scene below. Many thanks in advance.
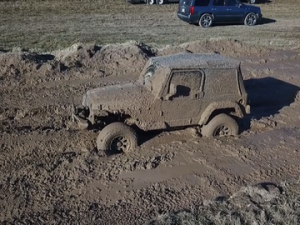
[199,13,213,28]
[147,0,156,4]
[249,0,256,4]
[157,0,164,4]
[201,113,239,137]
[97,122,138,153]
[244,12,258,26]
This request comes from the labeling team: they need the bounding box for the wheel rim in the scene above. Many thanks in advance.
[201,15,212,27]
[110,136,130,152]
[213,125,232,136]
[250,0,255,3]
[149,0,155,4]
[157,0,163,4]
[246,14,257,25]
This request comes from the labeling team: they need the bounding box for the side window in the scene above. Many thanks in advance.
[167,70,203,99]
[213,0,224,6]
[194,0,210,6]
[225,0,237,6]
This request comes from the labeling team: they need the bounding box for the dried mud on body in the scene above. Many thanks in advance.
[1,40,300,224]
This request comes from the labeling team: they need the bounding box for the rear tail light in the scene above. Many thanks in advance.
[190,6,194,15]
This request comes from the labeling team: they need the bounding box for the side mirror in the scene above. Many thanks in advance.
[165,83,177,100]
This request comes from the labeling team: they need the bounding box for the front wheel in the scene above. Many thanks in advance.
[244,12,258,26]
[199,13,213,28]
[249,0,256,4]
[97,122,138,153]
[157,0,164,4]
[201,114,239,137]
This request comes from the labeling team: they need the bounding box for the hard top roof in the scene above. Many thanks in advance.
[149,53,240,69]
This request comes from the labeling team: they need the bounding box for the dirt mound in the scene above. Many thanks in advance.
[52,41,150,77]
[0,41,152,87]
[0,39,272,87]
[157,38,272,58]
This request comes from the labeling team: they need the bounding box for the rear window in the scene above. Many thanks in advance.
[194,0,210,6]
[180,0,192,5]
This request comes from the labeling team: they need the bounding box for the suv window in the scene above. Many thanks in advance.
[225,0,237,6]
[167,70,203,99]
[213,0,224,6]
[194,0,210,6]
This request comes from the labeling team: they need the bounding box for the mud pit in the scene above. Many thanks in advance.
[1,39,300,224]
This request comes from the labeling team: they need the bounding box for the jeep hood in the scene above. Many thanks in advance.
[82,82,153,111]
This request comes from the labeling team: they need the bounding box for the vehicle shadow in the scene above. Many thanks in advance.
[241,77,300,131]
[213,17,276,27]
[259,17,276,25]
[255,0,273,4]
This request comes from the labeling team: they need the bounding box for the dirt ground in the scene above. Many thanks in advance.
[1,0,300,224]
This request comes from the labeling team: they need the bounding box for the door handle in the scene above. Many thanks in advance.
[211,8,216,10]
[226,9,232,10]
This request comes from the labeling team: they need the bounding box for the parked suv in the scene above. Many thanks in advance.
[72,53,250,153]
[177,0,262,27]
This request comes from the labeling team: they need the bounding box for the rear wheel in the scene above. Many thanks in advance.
[157,0,164,4]
[147,0,155,4]
[97,122,138,153]
[244,12,257,26]
[199,13,213,28]
[201,114,239,137]
[249,0,256,4]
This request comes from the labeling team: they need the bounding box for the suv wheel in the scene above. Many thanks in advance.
[157,0,164,4]
[199,13,213,28]
[244,13,257,26]
[201,114,239,137]
[148,0,155,4]
[249,0,256,3]
[97,122,138,153]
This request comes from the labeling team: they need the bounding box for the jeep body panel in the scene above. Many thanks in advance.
[74,53,250,132]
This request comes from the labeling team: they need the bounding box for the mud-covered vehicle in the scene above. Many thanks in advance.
[72,53,250,153]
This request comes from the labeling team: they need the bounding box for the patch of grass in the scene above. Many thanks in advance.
[147,181,300,225]
[1,0,300,51]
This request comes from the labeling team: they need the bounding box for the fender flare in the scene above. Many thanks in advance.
[199,101,243,126]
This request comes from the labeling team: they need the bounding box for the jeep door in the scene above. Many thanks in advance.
[160,69,205,127]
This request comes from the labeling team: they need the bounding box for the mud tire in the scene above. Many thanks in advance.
[97,122,138,153]
[201,113,239,137]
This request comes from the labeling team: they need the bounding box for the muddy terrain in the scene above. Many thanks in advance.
[1,39,300,224]
[1,0,300,224]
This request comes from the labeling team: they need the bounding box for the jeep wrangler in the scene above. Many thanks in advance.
[72,53,250,153]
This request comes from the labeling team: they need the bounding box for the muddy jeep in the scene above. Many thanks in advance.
[72,53,250,153]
